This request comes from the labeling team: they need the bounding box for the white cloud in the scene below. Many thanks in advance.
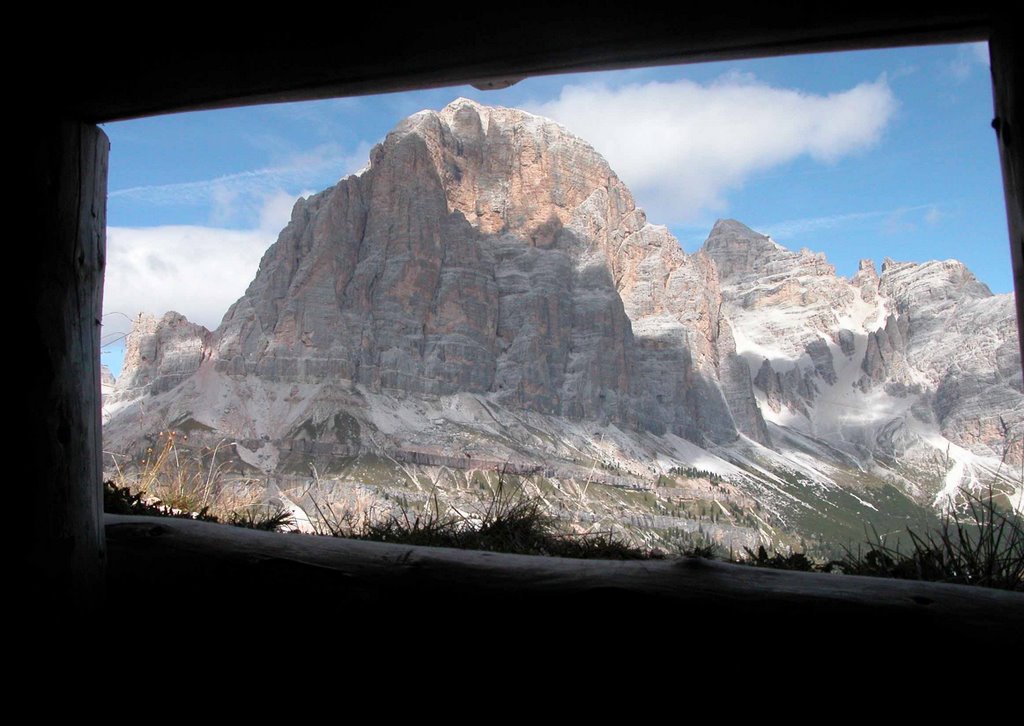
[528,74,897,223]
[258,188,315,232]
[103,225,271,337]
[947,42,989,82]
[102,135,380,369]
[970,42,990,66]
[758,204,939,240]
[924,205,943,226]
[102,191,309,347]
[759,210,889,239]
[882,207,919,235]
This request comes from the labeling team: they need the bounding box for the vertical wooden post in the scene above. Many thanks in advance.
[30,121,109,615]
[989,27,1024,369]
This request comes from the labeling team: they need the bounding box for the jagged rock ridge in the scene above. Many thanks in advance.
[702,219,1023,502]
[191,98,762,445]
[104,99,1023,524]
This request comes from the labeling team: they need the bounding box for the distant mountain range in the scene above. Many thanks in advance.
[103,99,1023,549]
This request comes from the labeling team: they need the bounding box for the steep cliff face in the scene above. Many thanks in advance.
[104,100,1021,523]
[202,98,757,444]
[873,258,1023,463]
[105,312,210,411]
[703,219,1023,494]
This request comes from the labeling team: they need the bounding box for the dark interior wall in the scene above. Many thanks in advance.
[56,5,990,122]
[29,5,1021,615]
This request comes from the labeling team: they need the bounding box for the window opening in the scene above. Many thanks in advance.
[99,42,1023,571]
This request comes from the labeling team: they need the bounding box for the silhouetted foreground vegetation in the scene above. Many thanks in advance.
[341,482,653,559]
[829,491,1023,591]
[738,490,1024,592]
[104,477,652,558]
[104,479,217,522]
[104,480,293,532]
[105,457,1023,588]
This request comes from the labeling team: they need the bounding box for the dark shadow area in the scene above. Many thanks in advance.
[29,6,1023,646]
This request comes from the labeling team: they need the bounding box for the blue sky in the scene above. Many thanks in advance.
[101,42,1008,374]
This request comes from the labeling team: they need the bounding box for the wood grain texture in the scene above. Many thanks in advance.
[990,25,1024,374]
[106,515,1023,650]
[30,122,108,613]
[42,5,992,122]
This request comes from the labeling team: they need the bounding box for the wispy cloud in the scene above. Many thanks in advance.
[757,211,890,239]
[110,141,373,226]
[946,42,989,83]
[268,97,368,139]
[757,204,939,240]
[970,42,990,65]
[110,146,339,203]
[528,72,897,224]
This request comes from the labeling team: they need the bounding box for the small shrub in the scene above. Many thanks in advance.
[667,466,723,483]
[106,431,269,524]
[103,480,218,522]
[682,542,719,559]
[831,489,1024,591]
[742,545,820,572]
[225,504,296,532]
[352,475,654,559]
[730,488,1024,591]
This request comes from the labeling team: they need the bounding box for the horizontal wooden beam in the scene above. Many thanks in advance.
[106,515,1023,649]
[48,5,992,122]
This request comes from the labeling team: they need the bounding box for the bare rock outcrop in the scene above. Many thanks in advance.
[852,259,880,304]
[702,217,1022,474]
[104,100,1021,506]
[113,99,759,448]
[873,258,1023,460]
[703,219,855,359]
[107,312,210,405]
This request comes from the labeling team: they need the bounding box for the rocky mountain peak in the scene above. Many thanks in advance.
[109,98,764,448]
[851,258,880,303]
[879,257,993,311]
[702,218,834,284]
[374,96,627,242]
[105,100,1022,527]
[106,312,210,411]
[702,219,783,281]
